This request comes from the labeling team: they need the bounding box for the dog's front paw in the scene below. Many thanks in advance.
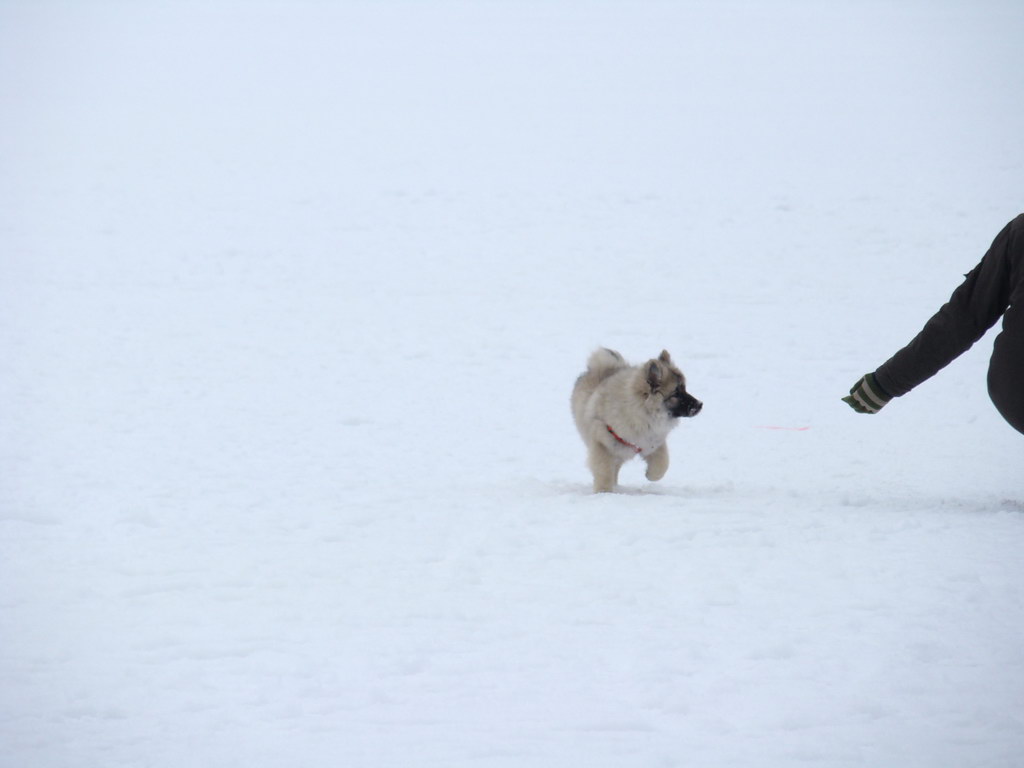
[645,466,667,482]
[644,446,669,481]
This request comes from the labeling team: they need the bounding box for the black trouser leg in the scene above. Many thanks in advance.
[988,303,1024,436]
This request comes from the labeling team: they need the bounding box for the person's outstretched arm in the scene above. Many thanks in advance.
[844,215,1022,412]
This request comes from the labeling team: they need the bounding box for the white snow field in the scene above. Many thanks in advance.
[2,1,1023,766]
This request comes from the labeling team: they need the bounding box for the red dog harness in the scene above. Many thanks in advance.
[606,425,642,454]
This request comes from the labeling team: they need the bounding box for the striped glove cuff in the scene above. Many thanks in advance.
[842,373,892,414]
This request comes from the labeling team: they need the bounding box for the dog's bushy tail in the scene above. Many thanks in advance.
[585,347,628,382]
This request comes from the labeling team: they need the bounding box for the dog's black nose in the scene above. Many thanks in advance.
[687,400,703,417]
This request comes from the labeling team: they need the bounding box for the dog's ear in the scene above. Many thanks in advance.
[659,350,672,364]
[646,360,664,391]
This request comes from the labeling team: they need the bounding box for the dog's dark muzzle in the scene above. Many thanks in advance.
[673,394,703,418]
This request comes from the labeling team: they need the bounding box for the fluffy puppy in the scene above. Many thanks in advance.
[571,348,702,492]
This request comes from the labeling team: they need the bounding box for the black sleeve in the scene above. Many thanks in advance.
[874,215,1023,398]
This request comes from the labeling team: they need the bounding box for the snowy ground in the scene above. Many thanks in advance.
[2,1,1023,766]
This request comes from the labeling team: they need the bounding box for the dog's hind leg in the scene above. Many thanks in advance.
[644,444,669,482]
[588,444,622,493]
